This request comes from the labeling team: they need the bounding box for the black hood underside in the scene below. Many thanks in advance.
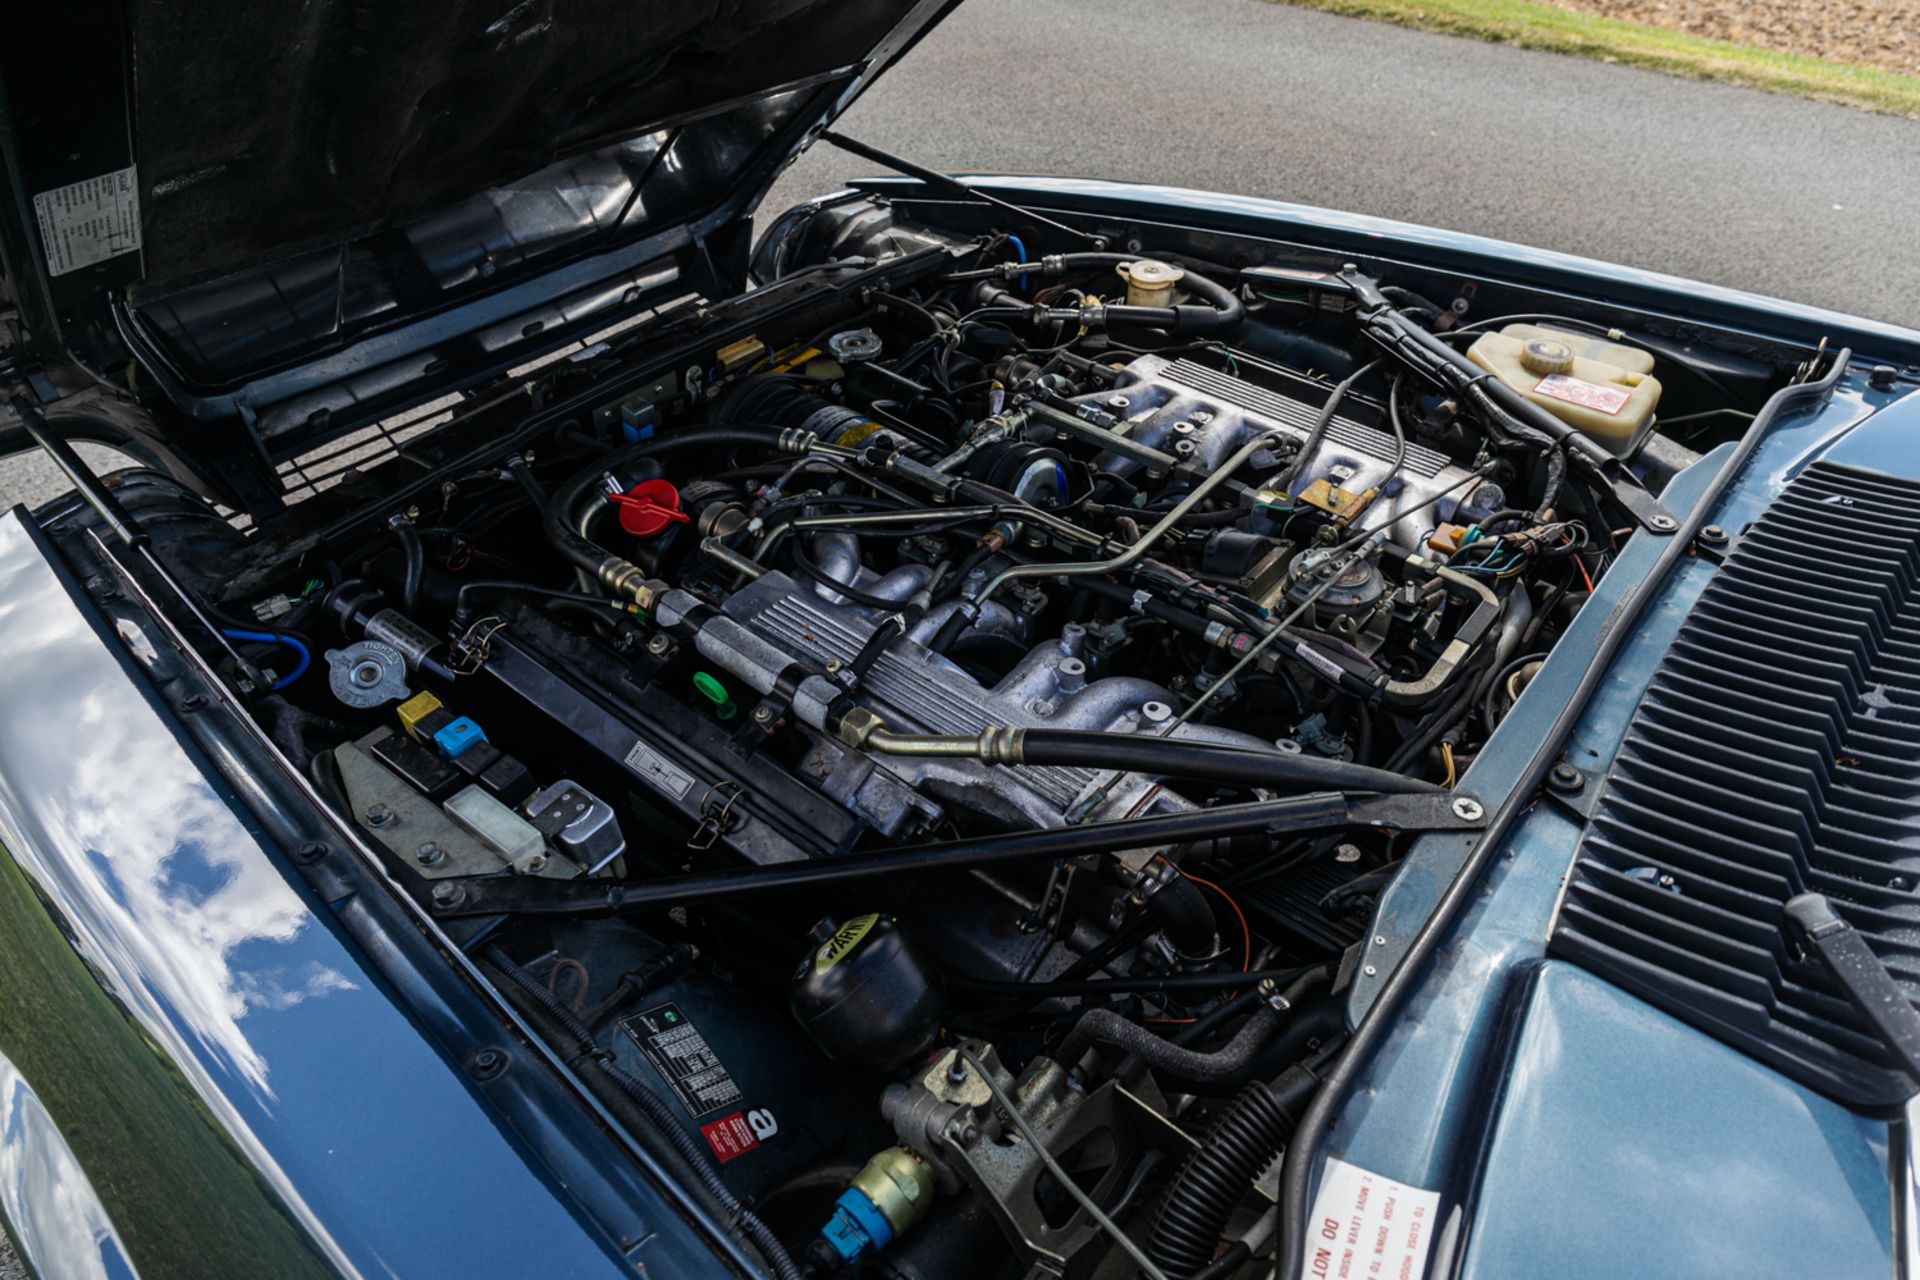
[131,0,920,285]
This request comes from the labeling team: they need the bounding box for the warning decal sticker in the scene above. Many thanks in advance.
[1533,373,1631,416]
[1302,1156,1440,1280]
[700,1111,761,1163]
[620,1001,744,1117]
[33,168,142,276]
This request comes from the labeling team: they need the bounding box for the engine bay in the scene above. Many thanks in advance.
[62,197,1812,1280]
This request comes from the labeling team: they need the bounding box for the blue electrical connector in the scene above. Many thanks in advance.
[820,1185,897,1267]
[432,716,488,760]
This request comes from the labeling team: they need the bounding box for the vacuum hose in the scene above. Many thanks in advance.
[1149,1065,1321,1279]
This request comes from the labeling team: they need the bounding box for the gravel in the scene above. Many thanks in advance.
[1541,0,1920,75]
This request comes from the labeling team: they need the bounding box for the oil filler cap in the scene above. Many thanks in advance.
[610,478,690,537]
[1520,337,1576,376]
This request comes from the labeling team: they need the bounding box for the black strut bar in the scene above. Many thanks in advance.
[425,791,1481,918]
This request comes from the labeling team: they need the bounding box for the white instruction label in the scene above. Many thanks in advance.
[1302,1156,1440,1280]
[33,168,142,276]
[625,739,696,800]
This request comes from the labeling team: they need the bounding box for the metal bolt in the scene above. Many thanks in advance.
[1657,873,1677,890]
[180,692,208,711]
[946,1058,969,1086]
[1173,439,1197,459]
[1374,935,1387,946]
[365,803,395,827]
[646,634,672,657]
[1334,842,1362,863]
[415,841,444,867]
[1451,796,1485,822]
[467,1048,508,1081]
[1106,394,1131,413]
[430,881,465,910]
[1648,514,1678,533]
[1171,420,1196,436]
[1548,762,1585,793]
[292,841,328,865]
[1869,365,1897,391]
[1698,524,1729,547]
[824,658,843,675]
[1363,964,1378,977]
[1190,410,1213,425]
[752,705,774,725]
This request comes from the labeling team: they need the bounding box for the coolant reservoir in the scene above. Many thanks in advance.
[1466,323,1662,455]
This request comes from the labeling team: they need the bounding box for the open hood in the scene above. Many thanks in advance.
[0,0,957,510]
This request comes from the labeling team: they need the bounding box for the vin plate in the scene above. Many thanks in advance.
[620,1002,744,1118]
[624,739,695,799]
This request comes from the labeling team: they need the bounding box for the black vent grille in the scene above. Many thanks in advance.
[1551,460,1920,1106]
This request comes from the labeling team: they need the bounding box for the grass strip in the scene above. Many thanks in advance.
[1268,0,1920,118]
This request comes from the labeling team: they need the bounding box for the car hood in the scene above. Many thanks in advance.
[0,0,957,507]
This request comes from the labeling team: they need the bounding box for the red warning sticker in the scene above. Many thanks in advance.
[1533,373,1631,415]
[700,1111,761,1163]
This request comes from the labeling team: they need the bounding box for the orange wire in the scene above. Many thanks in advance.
[1179,868,1252,973]
[1575,555,1596,594]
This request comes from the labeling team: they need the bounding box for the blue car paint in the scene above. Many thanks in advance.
[1461,962,1892,1280]
[0,511,699,1278]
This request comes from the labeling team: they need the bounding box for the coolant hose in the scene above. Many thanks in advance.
[1015,730,1441,795]
[484,948,803,1280]
[391,521,426,614]
[543,427,789,604]
[1050,252,1245,334]
[1149,1065,1321,1279]
[1054,1002,1283,1087]
[977,252,1244,335]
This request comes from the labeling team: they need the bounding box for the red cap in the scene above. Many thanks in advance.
[609,478,690,538]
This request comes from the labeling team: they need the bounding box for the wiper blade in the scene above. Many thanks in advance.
[1786,892,1920,1087]
[819,131,1107,248]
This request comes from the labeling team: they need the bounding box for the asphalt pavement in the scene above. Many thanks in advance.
[0,3,1913,1271]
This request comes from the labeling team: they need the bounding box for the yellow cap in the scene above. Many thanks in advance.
[396,690,444,738]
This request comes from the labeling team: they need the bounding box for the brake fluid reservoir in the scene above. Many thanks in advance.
[1465,323,1661,455]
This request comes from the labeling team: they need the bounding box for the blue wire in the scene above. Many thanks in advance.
[221,628,311,691]
[1007,235,1030,292]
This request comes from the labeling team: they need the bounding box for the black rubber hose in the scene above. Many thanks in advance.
[1149,1066,1320,1279]
[1016,730,1441,795]
[392,522,426,613]
[1143,874,1220,958]
[543,427,786,592]
[1054,1003,1282,1087]
[1047,251,1246,334]
[484,949,803,1280]
[1273,359,1382,498]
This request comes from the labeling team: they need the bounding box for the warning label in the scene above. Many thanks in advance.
[700,1111,761,1163]
[620,1001,744,1117]
[1301,1156,1440,1280]
[33,168,142,276]
[1532,372,1631,416]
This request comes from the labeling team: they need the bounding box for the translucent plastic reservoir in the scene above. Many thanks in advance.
[1466,323,1662,455]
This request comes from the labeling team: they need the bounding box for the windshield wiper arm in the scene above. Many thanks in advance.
[819,130,1107,248]
[1786,892,1920,1087]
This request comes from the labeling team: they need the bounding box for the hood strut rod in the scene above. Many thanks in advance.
[820,131,1107,248]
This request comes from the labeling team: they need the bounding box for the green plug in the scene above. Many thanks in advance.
[692,671,738,721]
